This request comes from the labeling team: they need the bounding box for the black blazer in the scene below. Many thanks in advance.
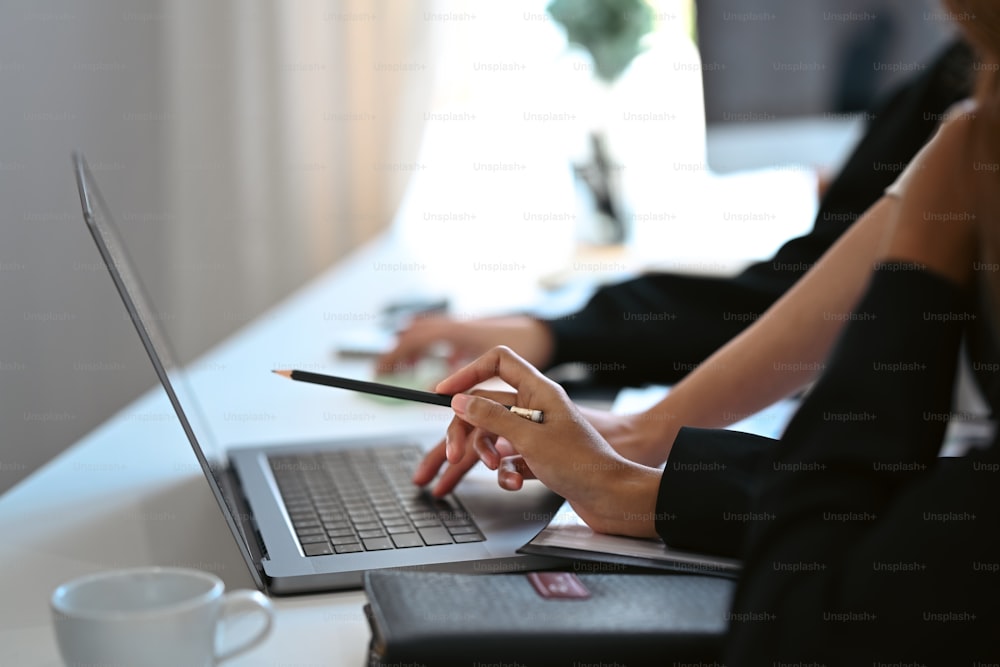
[653,268,998,664]
[727,268,999,665]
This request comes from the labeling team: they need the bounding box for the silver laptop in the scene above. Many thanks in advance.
[73,153,564,594]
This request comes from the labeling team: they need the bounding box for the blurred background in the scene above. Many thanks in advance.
[0,0,956,494]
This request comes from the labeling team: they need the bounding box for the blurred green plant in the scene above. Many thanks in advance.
[547,0,656,82]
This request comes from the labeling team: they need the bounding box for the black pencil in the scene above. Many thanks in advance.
[272,369,544,423]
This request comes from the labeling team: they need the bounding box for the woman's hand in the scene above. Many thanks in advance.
[576,405,674,468]
[433,346,662,538]
[412,397,672,498]
[377,315,555,374]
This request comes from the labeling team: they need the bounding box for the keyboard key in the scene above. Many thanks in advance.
[314,503,343,513]
[298,533,329,544]
[418,527,453,546]
[448,525,479,535]
[381,516,410,526]
[331,535,361,546]
[358,529,386,539]
[453,532,485,543]
[386,524,415,534]
[292,517,320,527]
[326,528,355,538]
[334,542,363,554]
[303,542,334,556]
[413,518,442,528]
[391,532,425,549]
[363,537,394,551]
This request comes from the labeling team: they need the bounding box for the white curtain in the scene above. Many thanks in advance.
[160,0,704,357]
[163,0,434,359]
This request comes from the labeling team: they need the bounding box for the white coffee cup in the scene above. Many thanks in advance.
[51,567,274,667]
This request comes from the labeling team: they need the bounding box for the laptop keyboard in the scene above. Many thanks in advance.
[269,446,485,556]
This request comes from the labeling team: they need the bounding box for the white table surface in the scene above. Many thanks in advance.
[0,236,443,666]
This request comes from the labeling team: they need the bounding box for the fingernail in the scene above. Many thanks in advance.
[451,393,470,415]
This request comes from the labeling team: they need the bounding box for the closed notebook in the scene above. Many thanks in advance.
[362,570,735,667]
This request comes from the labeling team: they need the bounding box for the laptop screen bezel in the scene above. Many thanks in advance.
[73,152,266,591]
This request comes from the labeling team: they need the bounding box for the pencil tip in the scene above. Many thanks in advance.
[272,369,292,378]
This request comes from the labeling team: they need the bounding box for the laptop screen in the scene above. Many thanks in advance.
[73,152,263,587]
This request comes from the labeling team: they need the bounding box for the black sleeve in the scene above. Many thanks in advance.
[726,268,1000,666]
[544,272,781,386]
[654,427,775,558]
[542,39,973,388]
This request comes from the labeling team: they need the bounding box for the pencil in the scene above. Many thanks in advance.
[272,369,544,423]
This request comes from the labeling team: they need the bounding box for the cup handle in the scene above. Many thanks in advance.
[214,589,275,664]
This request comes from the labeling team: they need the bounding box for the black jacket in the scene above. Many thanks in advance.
[655,268,999,665]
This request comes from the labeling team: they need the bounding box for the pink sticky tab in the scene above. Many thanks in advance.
[526,571,591,599]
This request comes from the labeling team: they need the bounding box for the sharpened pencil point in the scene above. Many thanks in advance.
[272,369,292,378]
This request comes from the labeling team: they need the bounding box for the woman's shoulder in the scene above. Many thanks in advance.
[943,97,978,120]
[885,98,979,199]
[936,98,979,139]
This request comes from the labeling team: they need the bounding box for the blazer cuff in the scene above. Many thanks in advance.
[655,427,775,558]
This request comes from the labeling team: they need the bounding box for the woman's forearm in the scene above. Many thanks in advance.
[641,196,899,457]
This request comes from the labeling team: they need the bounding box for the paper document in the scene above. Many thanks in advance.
[520,501,740,575]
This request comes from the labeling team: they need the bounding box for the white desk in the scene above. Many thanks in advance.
[0,236,448,666]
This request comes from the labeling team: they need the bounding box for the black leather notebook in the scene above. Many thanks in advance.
[362,570,735,667]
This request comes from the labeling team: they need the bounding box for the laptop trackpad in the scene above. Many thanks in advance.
[455,468,563,553]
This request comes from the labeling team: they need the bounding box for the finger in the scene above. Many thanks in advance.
[411,440,447,486]
[467,388,518,406]
[444,415,474,464]
[494,438,516,458]
[498,455,536,491]
[430,447,480,497]
[377,319,449,373]
[376,330,421,373]
[450,392,534,450]
[471,428,500,470]
[376,348,416,375]
[435,346,547,396]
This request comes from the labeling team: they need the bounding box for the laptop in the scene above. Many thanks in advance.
[73,153,565,595]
